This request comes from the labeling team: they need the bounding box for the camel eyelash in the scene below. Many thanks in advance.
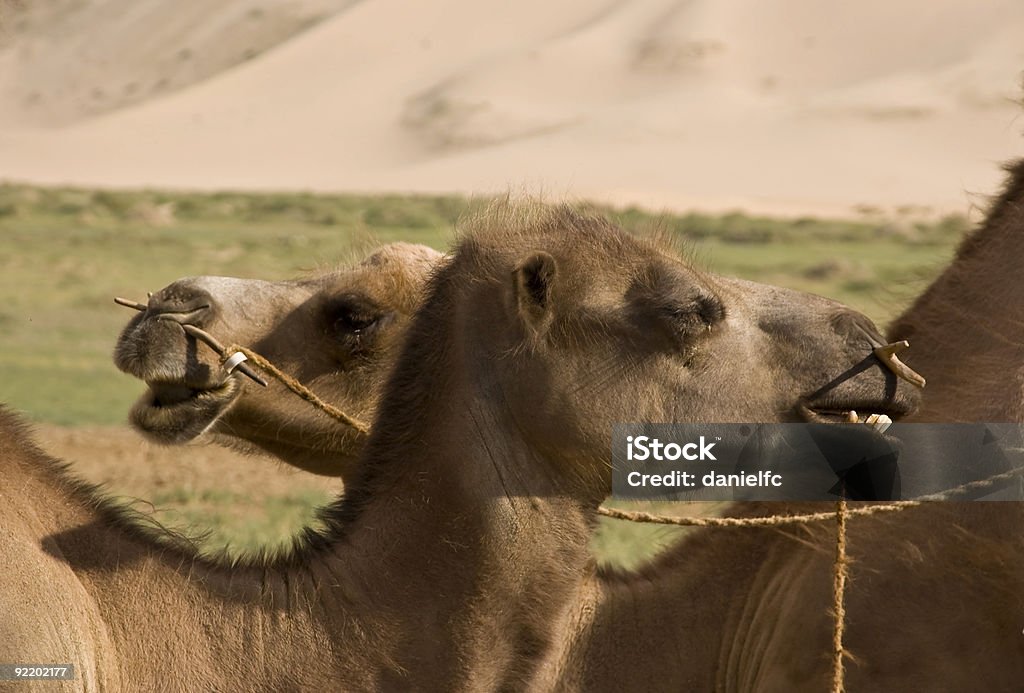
[661,295,725,335]
[324,296,385,337]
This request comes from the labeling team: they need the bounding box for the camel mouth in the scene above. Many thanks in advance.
[141,378,238,409]
[129,378,241,443]
[798,401,911,430]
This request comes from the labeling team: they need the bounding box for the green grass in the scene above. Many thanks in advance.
[0,183,970,564]
[0,184,461,424]
[145,486,335,558]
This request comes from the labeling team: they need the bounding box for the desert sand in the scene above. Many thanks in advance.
[1,0,1023,218]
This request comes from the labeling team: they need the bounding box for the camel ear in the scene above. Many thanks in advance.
[513,252,557,333]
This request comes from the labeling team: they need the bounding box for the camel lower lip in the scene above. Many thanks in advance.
[130,378,241,443]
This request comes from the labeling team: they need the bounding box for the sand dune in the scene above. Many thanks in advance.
[0,0,359,125]
[1,0,1022,217]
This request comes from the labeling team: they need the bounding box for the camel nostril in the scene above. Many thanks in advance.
[146,284,216,326]
[152,306,212,325]
[831,310,886,349]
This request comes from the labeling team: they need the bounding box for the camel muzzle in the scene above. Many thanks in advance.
[114,296,268,387]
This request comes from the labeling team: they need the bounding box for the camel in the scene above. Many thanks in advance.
[113,241,441,476]
[6,204,915,691]
[889,158,1024,423]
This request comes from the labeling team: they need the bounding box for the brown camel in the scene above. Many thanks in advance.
[114,206,949,690]
[889,158,1024,423]
[114,241,440,476]
[4,205,916,691]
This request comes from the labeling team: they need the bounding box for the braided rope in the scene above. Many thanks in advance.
[831,498,849,693]
[222,345,370,434]
[595,463,1024,525]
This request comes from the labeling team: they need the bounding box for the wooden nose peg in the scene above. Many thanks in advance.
[873,340,926,389]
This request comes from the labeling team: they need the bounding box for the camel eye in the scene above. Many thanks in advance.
[334,312,378,335]
[694,295,725,326]
[325,295,384,340]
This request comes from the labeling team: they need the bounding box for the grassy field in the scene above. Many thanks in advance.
[0,183,970,567]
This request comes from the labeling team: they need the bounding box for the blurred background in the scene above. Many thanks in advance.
[1,0,1022,565]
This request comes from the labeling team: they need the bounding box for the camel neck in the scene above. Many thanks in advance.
[285,257,605,687]
[326,389,598,689]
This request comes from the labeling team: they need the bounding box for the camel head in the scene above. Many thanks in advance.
[436,205,922,494]
[113,242,441,476]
